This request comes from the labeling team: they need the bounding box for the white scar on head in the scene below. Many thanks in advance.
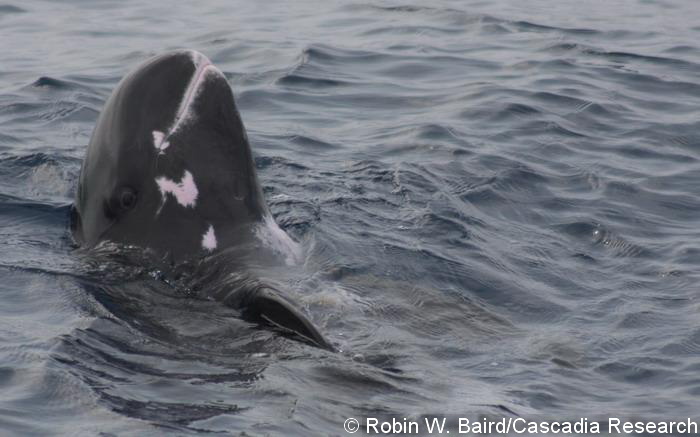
[202,224,217,251]
[154,51,226,154]
[155,170,198,211]
[255,215,302,266]
[152,130,170,154]
[169,52,225,136]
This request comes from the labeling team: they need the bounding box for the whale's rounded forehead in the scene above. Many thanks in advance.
[120,50,203,93]
[101,50,220,149]
[117,50,212,96]
[141,49,211,71]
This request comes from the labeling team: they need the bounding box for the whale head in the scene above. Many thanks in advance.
[72,50,273,262]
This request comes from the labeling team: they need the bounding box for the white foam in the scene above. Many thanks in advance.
[155,170,198,209]
[255,215,302,266]
[202,224,217,251]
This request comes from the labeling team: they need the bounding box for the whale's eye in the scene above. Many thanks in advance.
[119,187,137,210]
[104,186,138,220]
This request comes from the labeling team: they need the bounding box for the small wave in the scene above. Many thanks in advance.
[596,360,674,384]
[583,49,700,70]
[555,221,650,258]
[31,76,73,89]
[254,155,309,171]
[300,44,385,64]
[511,20,598,36]
[276,73,350,89]
[0,153,79,201]
[0,4,25,14]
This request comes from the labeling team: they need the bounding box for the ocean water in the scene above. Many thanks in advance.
[1,0,700,435]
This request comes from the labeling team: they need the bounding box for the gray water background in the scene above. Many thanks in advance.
[1,0,700,435]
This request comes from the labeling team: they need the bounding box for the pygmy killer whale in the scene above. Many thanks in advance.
[71,50,332,350]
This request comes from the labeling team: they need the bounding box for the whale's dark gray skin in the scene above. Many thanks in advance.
[71,50,331,350]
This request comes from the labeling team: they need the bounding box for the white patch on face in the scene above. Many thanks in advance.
[155,170,198,209]
[255,215,302,266]
[152,130,170,154]
[201,224,217,251]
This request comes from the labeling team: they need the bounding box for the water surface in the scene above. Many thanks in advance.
[1,0,699,435]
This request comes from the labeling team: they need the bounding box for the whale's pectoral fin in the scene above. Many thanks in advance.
[244,288,334,351]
